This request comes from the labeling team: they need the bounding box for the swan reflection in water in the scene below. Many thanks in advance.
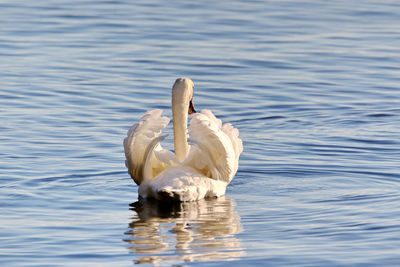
[124,196,244,264]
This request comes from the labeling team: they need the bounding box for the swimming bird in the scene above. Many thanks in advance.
[124,78,242,202]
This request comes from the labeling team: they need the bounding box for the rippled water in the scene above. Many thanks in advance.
[1,0,400,266]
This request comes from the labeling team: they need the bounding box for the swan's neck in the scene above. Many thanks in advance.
[172,92,189,162]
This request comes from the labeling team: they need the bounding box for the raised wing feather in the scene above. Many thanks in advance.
[123,109,177,185]
[185,109,242,183]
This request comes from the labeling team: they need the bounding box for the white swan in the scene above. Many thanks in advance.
[123,78,243,202]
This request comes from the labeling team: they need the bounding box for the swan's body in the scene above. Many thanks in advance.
[124,78,242,202]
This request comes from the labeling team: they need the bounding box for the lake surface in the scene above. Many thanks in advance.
[1,0,400,266]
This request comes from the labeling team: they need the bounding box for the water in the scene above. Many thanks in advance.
[1,0,400,266]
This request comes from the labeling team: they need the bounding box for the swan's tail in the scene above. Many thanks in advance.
[156,185,198,202]
[157,188,185,202]
[156,182,225,202]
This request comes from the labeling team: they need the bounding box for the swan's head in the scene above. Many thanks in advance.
[172,77,196,114]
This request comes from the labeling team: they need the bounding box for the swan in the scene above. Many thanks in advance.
[123,77,243,202]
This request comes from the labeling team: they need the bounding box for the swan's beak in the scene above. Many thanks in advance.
[188,98,196,114]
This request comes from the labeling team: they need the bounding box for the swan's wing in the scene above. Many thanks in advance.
[123,109,177,185]
[185,109,243,183]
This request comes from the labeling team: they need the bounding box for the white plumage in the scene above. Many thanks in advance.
[124,78,243,202]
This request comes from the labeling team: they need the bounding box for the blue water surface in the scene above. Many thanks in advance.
[1,0,400,266]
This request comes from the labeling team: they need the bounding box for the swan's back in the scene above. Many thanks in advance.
[139,166,228,202]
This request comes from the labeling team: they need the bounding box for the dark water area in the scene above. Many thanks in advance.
[1,0,400,266]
